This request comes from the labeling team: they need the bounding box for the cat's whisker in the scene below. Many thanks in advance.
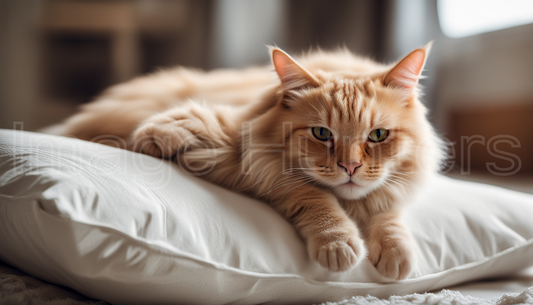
[315,97,327,113]
[387,174,411,184]
[308,102,321,114]
[387,171,413,180]
[385,178,408,189]
[386,176,408,184]
[387,172,423,190]
[389,171,416,179]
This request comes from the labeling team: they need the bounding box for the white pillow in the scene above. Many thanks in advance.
[0,129,532,304]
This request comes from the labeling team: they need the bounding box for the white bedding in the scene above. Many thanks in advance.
[451,266,533,299]
[1,263,532,305]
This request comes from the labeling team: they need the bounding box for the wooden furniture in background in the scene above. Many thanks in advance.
[40,0,190,84]
[447,103,533,176]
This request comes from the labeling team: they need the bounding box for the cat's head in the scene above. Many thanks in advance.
[264,44,442,200]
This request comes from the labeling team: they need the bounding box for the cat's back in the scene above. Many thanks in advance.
[103,65,274,107]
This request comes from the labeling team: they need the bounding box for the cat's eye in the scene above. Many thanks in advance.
[368,129,389,142]
[312,127,332,141]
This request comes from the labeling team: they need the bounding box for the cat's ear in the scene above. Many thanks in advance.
[383,41,432,91]
[270,47,320,90]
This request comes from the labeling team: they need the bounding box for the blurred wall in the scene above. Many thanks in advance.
[209,0,286,68]
[287,0,386,59]
[0,1,41,130]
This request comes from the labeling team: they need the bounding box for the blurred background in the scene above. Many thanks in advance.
[1,0,532,191]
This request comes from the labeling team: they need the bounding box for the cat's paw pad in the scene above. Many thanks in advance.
[368,239,413,280]
[133,122,197,158]
[310,237,367,272]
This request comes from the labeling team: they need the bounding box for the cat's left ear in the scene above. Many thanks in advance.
[383,41,432,91]
[270,47,320,90]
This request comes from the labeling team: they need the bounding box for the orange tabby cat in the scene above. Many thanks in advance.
[51,44,444,280]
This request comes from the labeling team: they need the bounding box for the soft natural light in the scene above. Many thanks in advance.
[438,0,533,38]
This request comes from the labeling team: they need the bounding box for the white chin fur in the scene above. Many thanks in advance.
[332,178,385,200]
[333,184,373,200]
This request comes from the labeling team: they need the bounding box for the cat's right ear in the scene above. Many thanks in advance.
[270,47,320,91]
[383,42,432,92]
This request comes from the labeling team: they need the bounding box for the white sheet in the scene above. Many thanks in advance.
[451,266,533,299]
[2,259,533,304]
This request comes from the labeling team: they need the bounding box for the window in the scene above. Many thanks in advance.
[438,0,533,38]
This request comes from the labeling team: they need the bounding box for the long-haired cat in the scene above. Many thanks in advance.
[50,44,444,280]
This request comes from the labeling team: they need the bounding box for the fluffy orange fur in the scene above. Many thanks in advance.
[50,45,444,280]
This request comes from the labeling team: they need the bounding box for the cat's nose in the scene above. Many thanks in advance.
[337,161,362,176]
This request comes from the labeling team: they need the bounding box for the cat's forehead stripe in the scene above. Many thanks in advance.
[348,82,359,123]
[329,79,378,126]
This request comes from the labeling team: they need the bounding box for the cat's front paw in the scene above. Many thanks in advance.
[308,235,367,272]
[368,238,413,280]
[133,121,198,158]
